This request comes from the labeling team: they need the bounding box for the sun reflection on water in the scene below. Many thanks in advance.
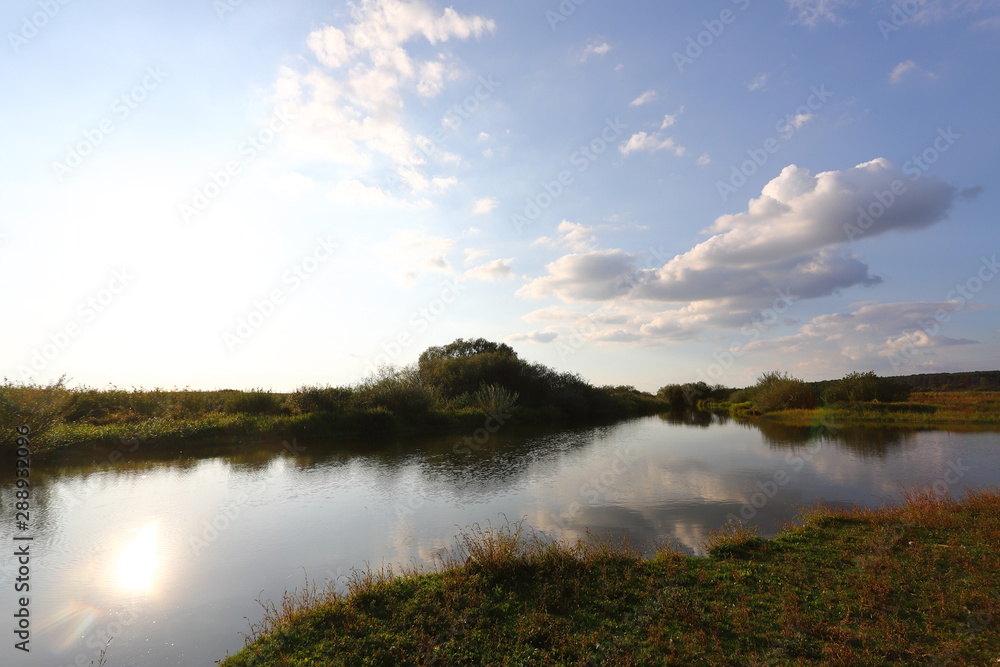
[116,521,159,592]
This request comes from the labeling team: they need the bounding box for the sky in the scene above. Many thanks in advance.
[1,0,998,393]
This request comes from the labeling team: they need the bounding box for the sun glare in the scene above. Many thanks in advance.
[116,521,160,592]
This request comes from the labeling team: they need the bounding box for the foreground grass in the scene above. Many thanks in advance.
[221,489,999,666]
[749,391,1000,427]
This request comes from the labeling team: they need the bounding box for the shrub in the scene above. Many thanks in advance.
[220,389,285,416]
[752,371,817,413]
[473,383,519,416]
[285,385,355,414]
[353,365,435,418]
[0,376,72,444]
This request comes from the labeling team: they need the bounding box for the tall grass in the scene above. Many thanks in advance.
[1,376,71,441]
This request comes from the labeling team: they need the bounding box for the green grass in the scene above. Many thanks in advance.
[220,489,1000,666]
[761,391,1000,427]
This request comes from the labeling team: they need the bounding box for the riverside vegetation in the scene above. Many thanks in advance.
[1,339,666,454]
[660,369,1000,427]
[3,342,997,455]
[220,489,1000,666]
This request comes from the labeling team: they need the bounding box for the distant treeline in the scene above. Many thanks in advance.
[807,370,1000,395]
[885,370,1000,391]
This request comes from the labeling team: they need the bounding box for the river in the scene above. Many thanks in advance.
[3,413,998,666]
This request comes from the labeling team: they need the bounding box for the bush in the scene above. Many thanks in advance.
[752,371,817,413]
[220,389,285,416]
[729,388,751,404]
[1,377,72,444]
[474,383,519,416]
[822,371,911,405]
[285,385,355,414]
[353,365,435,418]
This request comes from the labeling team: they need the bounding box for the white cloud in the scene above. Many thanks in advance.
[620,131,686,156]
[273,0,496,204]
[581,41,612,62]
[532,220,599,253]
[465,258,515,281]
[472,197,499,215]
[697,153,712,167]
[532,220,646,253]
[660,114,678,129]
[519,158,961,344]
[895,0,1000,26]
[629,89,658,106]
[463,248,488,265]
[888,60,937,83]
[306,26,351,68]
[518,249,637,301]
[789,113,815,128]
[743,300,986,369]
[506,331,559,344]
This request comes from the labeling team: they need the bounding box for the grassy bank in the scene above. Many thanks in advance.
[757,391,1000,427]
[220,489,999,666]
[4,385,667,456]
[2,338,669,454]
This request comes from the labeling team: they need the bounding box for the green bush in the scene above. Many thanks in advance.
[220,389,285,416]
[1,377,72,444]
[285,385,355,414]
[751,371,817,413]
[474,383,519,416]
[353,366,435,418]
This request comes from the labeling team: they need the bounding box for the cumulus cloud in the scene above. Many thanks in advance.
[742,300,987,372]
[273,0,495,204]
[518,250,637,301]
[518,158,962,345]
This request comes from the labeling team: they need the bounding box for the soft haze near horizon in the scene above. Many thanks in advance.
[1,0,998,393]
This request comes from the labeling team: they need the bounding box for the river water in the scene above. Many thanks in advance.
[3,413,998,666]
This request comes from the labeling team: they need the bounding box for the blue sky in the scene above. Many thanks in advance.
[2,0,998,392]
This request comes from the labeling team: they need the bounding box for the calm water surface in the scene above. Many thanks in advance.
[3,414,998,666]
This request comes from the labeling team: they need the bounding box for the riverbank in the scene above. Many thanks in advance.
[29,399,666,456]
[753,390,1000,427]
[220,488,999,666]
